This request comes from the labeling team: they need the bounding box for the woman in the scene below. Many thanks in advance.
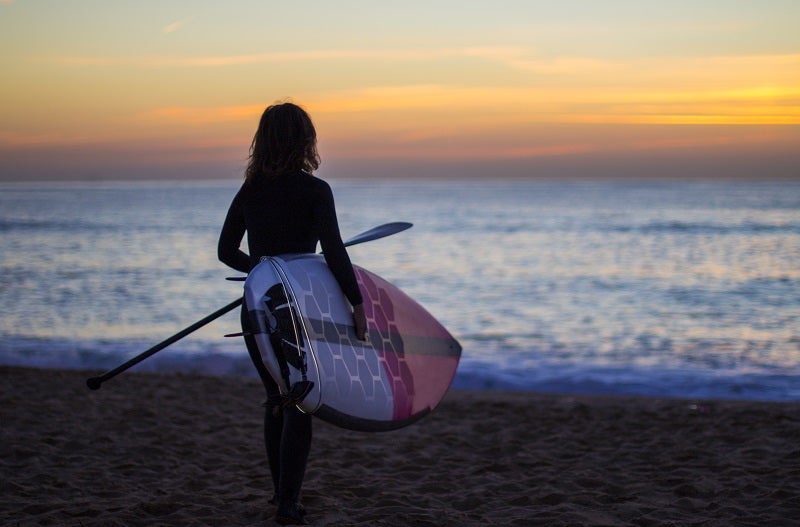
[218,102,366,525]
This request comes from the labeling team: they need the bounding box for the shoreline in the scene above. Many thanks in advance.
[3,366,800,526]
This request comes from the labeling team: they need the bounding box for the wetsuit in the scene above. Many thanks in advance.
[218,171,362,505]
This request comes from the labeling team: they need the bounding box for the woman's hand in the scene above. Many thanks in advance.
[352,303,367,341]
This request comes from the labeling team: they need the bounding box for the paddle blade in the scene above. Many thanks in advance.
[342,222,412,248]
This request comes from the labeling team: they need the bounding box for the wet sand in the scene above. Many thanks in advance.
[2,366,799,526]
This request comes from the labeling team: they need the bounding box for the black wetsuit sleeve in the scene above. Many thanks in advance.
[314,183,364,306]
[218,187,252,274]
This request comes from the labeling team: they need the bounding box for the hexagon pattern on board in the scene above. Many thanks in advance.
[292,264,415,418]
[354,267,415,418]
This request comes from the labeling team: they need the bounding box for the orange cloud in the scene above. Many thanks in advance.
[137,105,263,125]
[307,83,800,125]
[8,48,798,171]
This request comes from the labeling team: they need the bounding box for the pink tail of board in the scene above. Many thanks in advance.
[354,266,461,420]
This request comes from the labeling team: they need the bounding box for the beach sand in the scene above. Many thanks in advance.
[2,366,799,526]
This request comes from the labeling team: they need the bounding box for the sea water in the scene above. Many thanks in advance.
[1,178,799,401]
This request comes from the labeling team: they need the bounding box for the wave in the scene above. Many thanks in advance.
[2,337,798,402]
[451,363,800,402]
[610,221,800,235]
[0,219,212,234]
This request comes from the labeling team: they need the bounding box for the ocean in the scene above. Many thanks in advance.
[1,178,799,401]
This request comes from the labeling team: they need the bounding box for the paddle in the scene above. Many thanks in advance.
[328,222,411,251]
[86,221,412,390]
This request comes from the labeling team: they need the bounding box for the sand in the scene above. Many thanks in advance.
[2,366,799,526]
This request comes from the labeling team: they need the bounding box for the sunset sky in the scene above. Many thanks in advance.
[1,0,799,181]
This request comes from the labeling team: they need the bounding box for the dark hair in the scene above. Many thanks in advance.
[245,102,320,181]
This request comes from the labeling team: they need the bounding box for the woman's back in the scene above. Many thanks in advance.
[240,171,329,258]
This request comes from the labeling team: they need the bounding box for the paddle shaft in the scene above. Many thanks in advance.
[86,298,243,390]
[86,221,412,390]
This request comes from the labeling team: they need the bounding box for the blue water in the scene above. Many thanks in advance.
[2,178,799,401]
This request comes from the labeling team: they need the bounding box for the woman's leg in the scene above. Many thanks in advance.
[279,405,312,502]
[241,300,313,519]
[241,303,283,494]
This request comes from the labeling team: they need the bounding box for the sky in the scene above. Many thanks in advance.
[1,0,799,181]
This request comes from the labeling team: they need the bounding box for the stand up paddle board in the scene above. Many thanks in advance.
[242,254,461,432]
